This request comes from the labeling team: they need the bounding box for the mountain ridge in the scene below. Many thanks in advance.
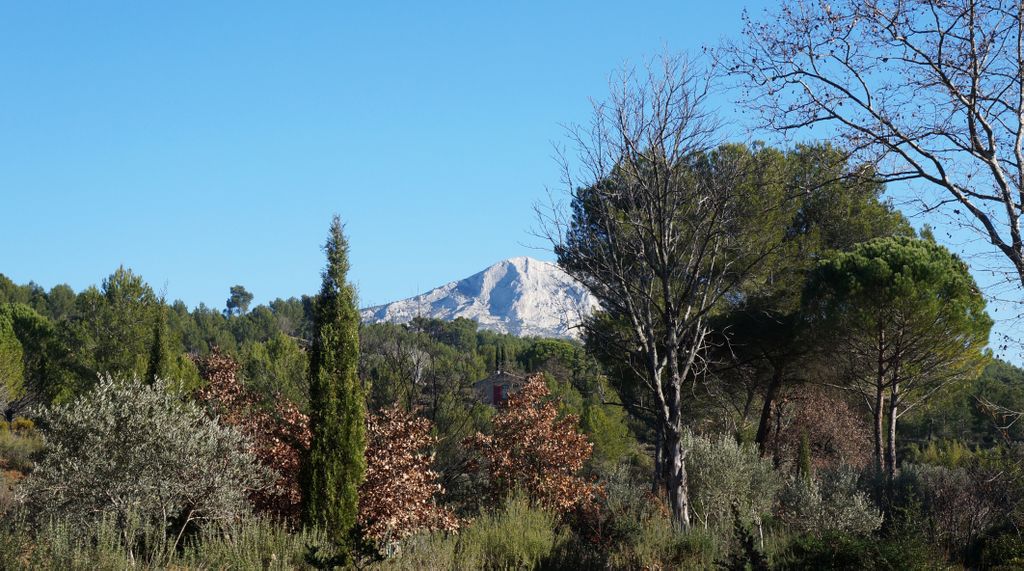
[359,257,597,339]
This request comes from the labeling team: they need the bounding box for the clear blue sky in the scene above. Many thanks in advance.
[0,0,763,309]
[2,0,1021,362]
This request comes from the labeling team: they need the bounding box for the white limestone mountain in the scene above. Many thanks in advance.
[360,257,598,339]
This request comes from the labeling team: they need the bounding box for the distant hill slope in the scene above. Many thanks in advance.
[360,257,597,339]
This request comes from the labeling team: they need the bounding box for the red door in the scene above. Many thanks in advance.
[493,385,503,404]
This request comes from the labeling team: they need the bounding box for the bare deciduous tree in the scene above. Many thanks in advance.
[725,0,1024,290]
[539,55,776,528]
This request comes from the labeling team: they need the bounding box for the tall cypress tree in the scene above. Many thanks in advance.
[302,215,366,549]
[145,305,166,385]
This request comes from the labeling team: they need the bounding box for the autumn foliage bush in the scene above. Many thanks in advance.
[359,405,458,546]
[469,374,600,513]
[767,386,873,472]
[196,350,457,546]
[195,350,311,522]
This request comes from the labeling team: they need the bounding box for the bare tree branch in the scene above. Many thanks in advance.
[722,0,1024,294]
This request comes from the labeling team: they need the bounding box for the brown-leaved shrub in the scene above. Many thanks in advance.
[358,405,458,546]
[469,374,600,513]
[195,349,310,522]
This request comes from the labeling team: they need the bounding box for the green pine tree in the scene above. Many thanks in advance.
[302,215,366,552]
[145,306,166,385]
[0,310,25,401]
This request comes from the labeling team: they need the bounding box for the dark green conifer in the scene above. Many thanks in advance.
[797,430,812,483]
[302,215,366,550]
[145,306,165,385]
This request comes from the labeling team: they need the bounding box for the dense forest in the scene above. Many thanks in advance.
[7,1,1024,569]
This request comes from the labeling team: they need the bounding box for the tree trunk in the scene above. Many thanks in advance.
[873,326,886,477]
[652,424,663,495]
[665,426,690,529]
[662,325,692,529]
[873,385,885,477]
[755,368,784,455]
[886,385,899,480]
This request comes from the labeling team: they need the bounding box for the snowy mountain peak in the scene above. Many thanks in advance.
[360,257,597,339]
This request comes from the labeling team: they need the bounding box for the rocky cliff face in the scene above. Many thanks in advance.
[360,257,597,339]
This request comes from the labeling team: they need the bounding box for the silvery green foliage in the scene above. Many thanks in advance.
[683,431,780,529]
[778,467,883,536]
[19,375,272,533]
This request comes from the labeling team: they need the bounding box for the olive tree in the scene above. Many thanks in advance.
[683,431,780,532]
[19,375,271,548]
[777,468,883,536]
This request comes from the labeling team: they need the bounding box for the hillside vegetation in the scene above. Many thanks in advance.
[8,0,1024,563]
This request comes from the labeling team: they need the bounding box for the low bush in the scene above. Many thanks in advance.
[775,531,941,570]
[0,428,43,473]
[10,417,34,434]
[380,492,566,570]
[373,531,459,571]
[979,531,1024,570]
[183,517,336,570]
[19,375,272,551]
[587,464,725,569]
[456,493,566,570]
[684,431,780,531]
[0,513,174,570]
[894,462,1005,560]
[905,439,976,468]
[777,467,882,536]
[610,516,723,570]
[0,513,337,570]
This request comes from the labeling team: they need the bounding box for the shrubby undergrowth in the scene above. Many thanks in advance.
[684,430,779,530]
[0,317,1017,570]
[0,362,993,570]
[777,467,882,536]
[18,375,271,550]
[0,513,336,570]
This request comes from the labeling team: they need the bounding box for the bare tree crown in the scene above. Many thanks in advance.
[538,54,787,528]
[726,0,1024,287]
